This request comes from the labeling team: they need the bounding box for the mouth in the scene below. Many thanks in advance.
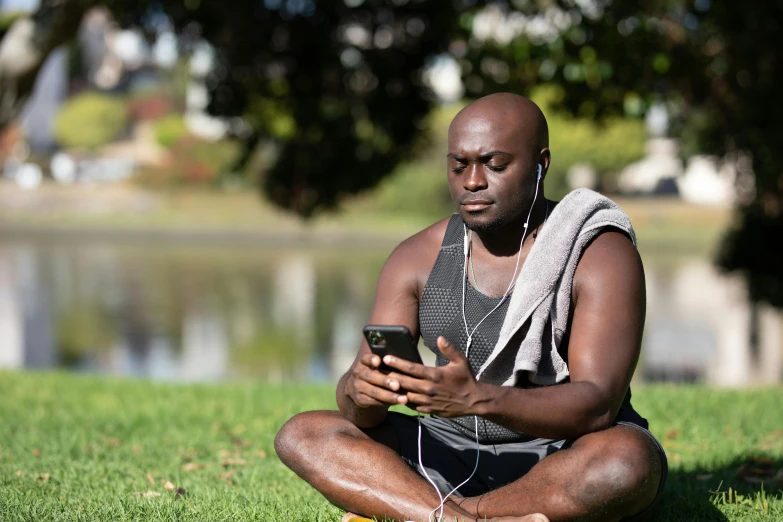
[461,199,493,212]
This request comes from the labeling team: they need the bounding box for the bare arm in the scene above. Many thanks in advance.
[386,230,646,440]
[335,222,443,428]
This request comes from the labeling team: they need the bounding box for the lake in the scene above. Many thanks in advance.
[0,236,780,387]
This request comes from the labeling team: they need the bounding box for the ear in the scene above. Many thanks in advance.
[538,148,551,179]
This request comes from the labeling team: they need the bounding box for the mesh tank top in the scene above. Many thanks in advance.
[418,214,646,444]
[419,214,534,443]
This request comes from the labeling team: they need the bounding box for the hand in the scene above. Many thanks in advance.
[383,336,486,417]
[344,351,406,409]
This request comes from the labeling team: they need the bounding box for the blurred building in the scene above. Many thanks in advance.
[19,47,68,151]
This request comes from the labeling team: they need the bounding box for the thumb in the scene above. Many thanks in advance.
[437,336,467,364]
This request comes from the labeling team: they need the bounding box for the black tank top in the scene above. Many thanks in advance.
[419,215,531,443]
[418,215,647,443]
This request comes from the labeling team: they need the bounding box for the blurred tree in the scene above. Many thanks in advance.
[0,1,455,216]
[0,1,781,304]
[448,1,783,306]
[109,0,457,216]
[152,114,188,148]
[53,91,127,149]
[134,136,241,187]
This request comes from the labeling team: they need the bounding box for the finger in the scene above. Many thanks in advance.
[437,336,467,364]
[352,393,385,408]
[355,380,404,405]
[355,365,402,391]
[382,356,429,378]
[417,405,456,417]
[405,392,433,410]
[389,372,433,395]
[347,379,384,407]
[359,352,382,369]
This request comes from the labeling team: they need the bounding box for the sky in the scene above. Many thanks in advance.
[0,0,39,13]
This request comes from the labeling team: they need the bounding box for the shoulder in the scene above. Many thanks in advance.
[573,229,644,303]
[380,216,453,295]
[395,215,452,255]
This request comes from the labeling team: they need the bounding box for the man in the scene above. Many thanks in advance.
[275,93,666,522]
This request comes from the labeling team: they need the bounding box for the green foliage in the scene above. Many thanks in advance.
[103,0,458,216]
[53,92,128,150]
[361,164,452,218]
[531,87,646,199]
[350,105,460,218]
[134,137,241,187]
[448,1,783,306]
[11,0,783,303]
[353,92,645,212]
[153,115,189,149]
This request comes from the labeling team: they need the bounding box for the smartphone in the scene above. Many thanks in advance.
[362,325,423,371]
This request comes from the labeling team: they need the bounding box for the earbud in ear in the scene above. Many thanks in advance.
[537,164,542,181]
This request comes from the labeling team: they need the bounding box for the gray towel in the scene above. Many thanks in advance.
[475,188,637,386]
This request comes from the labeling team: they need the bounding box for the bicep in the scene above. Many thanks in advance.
[354,240,423,361]
[567,231,646,414]
[367,248,421,335]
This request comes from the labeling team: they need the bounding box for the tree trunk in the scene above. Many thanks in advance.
[0,0,97,129]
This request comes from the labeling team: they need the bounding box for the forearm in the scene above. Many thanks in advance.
[472,380,616,440]
[336,371,389,429]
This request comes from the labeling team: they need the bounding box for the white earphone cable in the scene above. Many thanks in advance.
[461,175,541,354]
[417,414,480,522]
[419,168,543,522]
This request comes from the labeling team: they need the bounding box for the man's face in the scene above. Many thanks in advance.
[447,113,539,232]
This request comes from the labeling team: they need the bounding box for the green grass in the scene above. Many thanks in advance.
[1,372,781,521]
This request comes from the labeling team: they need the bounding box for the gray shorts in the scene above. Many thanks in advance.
[386,412,667,521]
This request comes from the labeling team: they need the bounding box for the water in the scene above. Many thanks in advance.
[0,237,780,387]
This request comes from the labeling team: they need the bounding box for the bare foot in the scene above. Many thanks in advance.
[489,514,550,522]
[341,512,423,522]
[340,511,548,522]
[341,513,374,522]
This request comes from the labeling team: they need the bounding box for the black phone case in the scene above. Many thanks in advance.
[362,325,423,368]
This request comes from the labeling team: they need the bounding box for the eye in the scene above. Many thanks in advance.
[450,166,465,174]
[487,164,507,172]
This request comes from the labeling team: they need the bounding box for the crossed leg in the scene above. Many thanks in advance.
[274,411,662,522]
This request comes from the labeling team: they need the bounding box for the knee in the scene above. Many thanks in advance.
[579,428,661,511]
[274,410,345,468]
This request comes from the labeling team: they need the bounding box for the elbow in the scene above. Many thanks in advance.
[585,409,615,433]
[581,386,617,433]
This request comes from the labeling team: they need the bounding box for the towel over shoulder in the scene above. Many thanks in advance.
[475,188,637,386]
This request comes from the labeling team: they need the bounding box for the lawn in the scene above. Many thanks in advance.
[1,372,781,521]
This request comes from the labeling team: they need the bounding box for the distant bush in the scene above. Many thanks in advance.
[54,92,128,150]
[153,115,189,149]
[354,88,646,215]
[346,105,459,218]
[134,137,242,187]
[357,163,452,218]
[535,86,646,198]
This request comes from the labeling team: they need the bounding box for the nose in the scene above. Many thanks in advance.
[464,165,488,192]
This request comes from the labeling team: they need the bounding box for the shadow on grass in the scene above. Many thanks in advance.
[653,456,782,521]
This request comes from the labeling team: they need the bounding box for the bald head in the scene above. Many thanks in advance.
[446,93,551,233]
[450,93,549,152]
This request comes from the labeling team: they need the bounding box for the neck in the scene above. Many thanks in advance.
[472,197,550,257]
